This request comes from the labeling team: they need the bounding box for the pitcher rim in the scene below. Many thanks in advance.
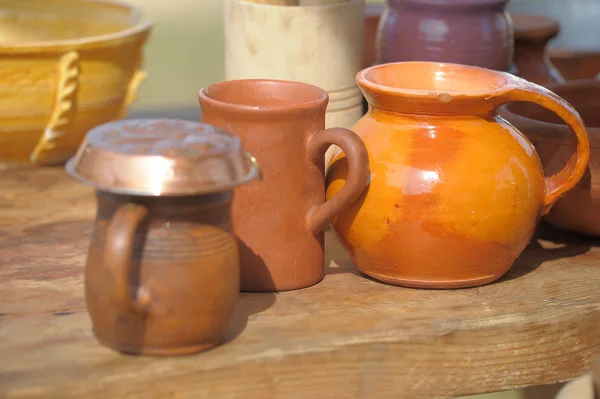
[357,61,510,99]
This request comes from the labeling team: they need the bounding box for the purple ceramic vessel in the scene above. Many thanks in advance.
[378,0,513,71]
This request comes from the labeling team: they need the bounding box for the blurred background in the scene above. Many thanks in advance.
[124,0,576,397]
[127,0,597,113]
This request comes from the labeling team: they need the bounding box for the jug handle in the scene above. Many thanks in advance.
[304,127,370,234]
[104,203,151,314]
[496,75,591,215]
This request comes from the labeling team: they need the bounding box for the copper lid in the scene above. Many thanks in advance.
[65,119,258,196]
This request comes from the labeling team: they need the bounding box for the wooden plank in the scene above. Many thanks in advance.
[1,167,600,398]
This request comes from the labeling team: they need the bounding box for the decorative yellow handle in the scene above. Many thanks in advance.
[30,51,80,165]
[116,47,148,120]
[117,68,147,120]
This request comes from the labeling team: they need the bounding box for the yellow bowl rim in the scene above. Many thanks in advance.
[0,0,152,53]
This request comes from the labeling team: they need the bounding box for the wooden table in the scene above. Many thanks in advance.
[1,166,600,399]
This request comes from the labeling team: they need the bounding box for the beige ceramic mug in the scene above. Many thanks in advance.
[224,0,365,132]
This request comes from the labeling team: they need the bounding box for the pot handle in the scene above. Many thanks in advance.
[31,51,80,165]
[116,68,147,120]
[496,75,591,215]
[304,128,369,233]
[104,202,151,314]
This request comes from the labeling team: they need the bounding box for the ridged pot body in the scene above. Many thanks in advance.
[86,192,239,355]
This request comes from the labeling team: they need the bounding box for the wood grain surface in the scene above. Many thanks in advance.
[1,167,600,399]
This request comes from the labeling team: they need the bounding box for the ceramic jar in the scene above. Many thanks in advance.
[507,0,600,81]
[499,79,600,237]
[511,13,565,86]
[199,79,369,292]
[66,119,259,355]
[378,0,513,71]
[224,0,365,130]
[326,62,590,289]
[0,0,151,166]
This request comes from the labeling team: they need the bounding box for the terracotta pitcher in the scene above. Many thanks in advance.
[326,62,590,289]
[66,119,259,355]
[199,79,369,292]
[378,0,513,71]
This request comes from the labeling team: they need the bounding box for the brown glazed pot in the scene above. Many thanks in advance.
[378,0,513,71]
[511,13,565,86]
[66,119,258,355]
[500,79,600,237]
[199,79,370,292]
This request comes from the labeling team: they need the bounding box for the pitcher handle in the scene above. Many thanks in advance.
[496,74,591,215]
[304,127,370,233]
[104,202,151,314]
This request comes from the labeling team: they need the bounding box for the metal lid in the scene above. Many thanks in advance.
[65,119,259,196]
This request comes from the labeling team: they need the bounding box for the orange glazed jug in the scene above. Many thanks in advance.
[326,62,590,289]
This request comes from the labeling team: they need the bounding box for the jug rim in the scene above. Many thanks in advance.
[357,61,510,100]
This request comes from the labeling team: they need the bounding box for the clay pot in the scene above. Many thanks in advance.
[199,79,370,292]
[378,0,513,71]
[326,62,590,289]
[499,79,600,237]
[511,13,565,86]
[66,119,259,355]
[0,0,151,166]
[224,0,365,130]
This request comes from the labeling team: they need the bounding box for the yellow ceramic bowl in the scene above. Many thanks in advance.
[0,0,152,166]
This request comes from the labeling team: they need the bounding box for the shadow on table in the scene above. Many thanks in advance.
[223,292,277,344]
[500,220,597,282]
[323,227,361,277]
[222,240,278,343]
